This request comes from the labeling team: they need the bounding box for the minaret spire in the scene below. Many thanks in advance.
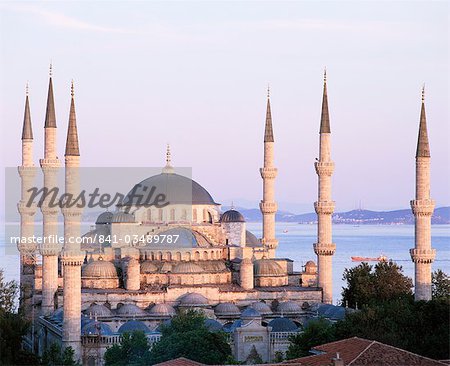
[44,64,56,128]
[22,83,33,140]
[260,87,278,257]
[65,80,80,156]
[320,68,331,133]
[416,85,430,158]
[410,86,435,301]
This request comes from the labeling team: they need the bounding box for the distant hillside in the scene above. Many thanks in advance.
[222,206,450,225]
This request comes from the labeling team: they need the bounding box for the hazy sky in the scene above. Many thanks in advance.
[0,1,448,213]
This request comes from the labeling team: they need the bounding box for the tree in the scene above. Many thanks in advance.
[148,310,232,365]
[334,297,450,360]
[104,331,152,366]
[41,344,80,366]
[341,261,412,307]
[0,269,19,313]
[286,318,336,359]
[432,269,450,299]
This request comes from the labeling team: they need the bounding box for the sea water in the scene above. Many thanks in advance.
[1,223,449,304]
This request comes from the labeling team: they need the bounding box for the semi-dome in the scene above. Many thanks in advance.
[148,303,176,317]
[254,259,285,276]
[246,231,260,246]
[178,292,209,307]
[268,318,298,332]
[201,261,227,272]
[83,303,113,317]
[220,209,245,223]
[250,302,273,316]
[82,321,114,335]
[276,301,302,315]
[241,307,261,319]
[116,304,147,316]
[120,173,218,206]
[118,320,150,334]
[111,212,135,223]
[95,211,113,225]
[172,262,204,274]
[141,261,159,273]
[214,302,241,317]
[82,258,118,278]
[148,227,211,248]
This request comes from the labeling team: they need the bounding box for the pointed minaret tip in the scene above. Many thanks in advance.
[44,63,57,128]
[22,83,33,140]
[264,86,274,142]
[416,85,430,158]
[65,80,80,156]
[162,144,174,173]
[320,69,331,134]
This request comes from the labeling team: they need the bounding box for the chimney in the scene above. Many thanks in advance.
[332,352,344,366]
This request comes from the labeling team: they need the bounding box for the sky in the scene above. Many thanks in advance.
[0,1,448,213]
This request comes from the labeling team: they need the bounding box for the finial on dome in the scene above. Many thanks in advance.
[231,201,235,210]
[421,84,425,102]
[26,81,29,96]
[162,144,175,173]
[324,67,327,84]
[49,62,53,77]
[71,79,74,98]
[267,84,270,98]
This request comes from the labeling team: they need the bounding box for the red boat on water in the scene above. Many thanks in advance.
[351,254,388,262]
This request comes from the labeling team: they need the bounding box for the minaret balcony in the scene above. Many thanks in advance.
[313,243,336,256]
[40,205,60,216]
[314,161,335,176]
[17,241,38,256]
[262,238,279,249]
[40,159,61,169]
[410,248,436,263]
[17,202,37,216]
[260,167,278,179]
[18,166,37,178]
[410,199,435,216]
[39,242,62,256]
[314,201,335,215]
[60,250,85,266]
[259,201,277,214]
[61,206,84,218]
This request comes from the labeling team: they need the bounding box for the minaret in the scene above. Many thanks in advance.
[259,87,278,258]
[410,87,435,301]
[39,65,61,315]
[61,81,84,359]
[17,83,37,317]
[313,70,336,304]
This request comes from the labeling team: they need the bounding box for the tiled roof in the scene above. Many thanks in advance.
[286,337,447,366]
[153,357,205,366]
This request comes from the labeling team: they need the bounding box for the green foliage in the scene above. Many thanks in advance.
[0,269,18,313]
[41,344,80,366]
[341,261,413,307]
[432,269,450,299]
[286,318,336,359]
[273,351,285,363]
[148,310,231,365]
[104,331,151,366]
[334,297,450,360]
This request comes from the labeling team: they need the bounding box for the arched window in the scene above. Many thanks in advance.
[170,208,175,221]
[193,209,197,222]
[158,209,163,221]
[203,251,208,260]
[176,252,182,261]
[194,251,200,261]
[147,209,152,222]
[181,209,187,220]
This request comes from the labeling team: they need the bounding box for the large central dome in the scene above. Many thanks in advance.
[121,173,218,206]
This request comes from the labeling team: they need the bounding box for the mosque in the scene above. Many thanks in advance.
[16,67,435,364]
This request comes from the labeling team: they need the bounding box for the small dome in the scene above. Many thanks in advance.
[250,302,273,316]
[116,304,147,316]
[172,262,204,274]
[111,212,135,223]
[220,209,245,223]
[83,303,113,317]
[201,261,227,272]
[82,321,113,335]
[82,259,118,278]
[222,319,242,333]
[268,318,298,332]
[178,293,209,307]
[254,259,285,276]
[96,211,113,225]
[215,303,240,317]
[148,303,176,317]
[204,318,223,332]
[317,304,347,321]
[241,307,261,319]
[305,261,317,274]
[118,320,150,334]
[141,261,159,273]
[276,301,302,315]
